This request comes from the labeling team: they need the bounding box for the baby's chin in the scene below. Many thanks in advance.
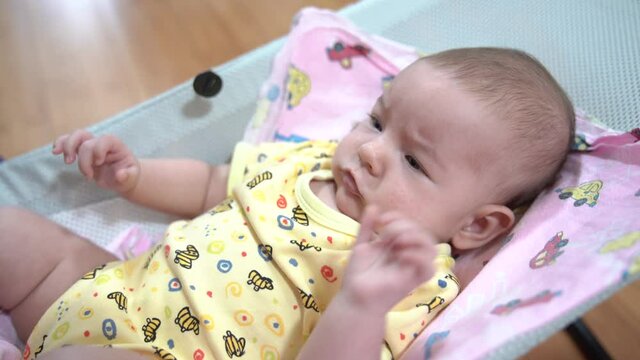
[335,191,363,222]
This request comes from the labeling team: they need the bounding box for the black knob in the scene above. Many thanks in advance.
[193,71,223,98]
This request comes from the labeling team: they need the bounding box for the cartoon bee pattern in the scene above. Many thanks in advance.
[81,264,106,280]
[298,288,320,312]
[223,330,246,358]
[247,269,274,291]
[175,306,200,335]
[107,291,128,313]
[152,346,177,360]
[142,317,161,343]
[174,244,200,269]
[416,296,445,313]
[291,206,309,226]
[246,171,273,189]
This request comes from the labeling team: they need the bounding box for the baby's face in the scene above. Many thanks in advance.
[333,61,510,242]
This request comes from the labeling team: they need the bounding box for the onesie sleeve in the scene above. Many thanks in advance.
[226,141,300,196]
[383,243,460,359]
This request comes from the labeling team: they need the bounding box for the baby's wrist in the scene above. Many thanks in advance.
[334,288,389,318]
[328,291,388,333]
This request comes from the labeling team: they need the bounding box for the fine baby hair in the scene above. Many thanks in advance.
[424,47,575,208]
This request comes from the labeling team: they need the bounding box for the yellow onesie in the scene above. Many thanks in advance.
[26,141,459,359]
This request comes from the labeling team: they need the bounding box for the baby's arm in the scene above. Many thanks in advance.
[53,130,229,217]
[297,207,437,360]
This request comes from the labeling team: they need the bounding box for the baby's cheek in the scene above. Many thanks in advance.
[382,187,415,213]
[406,209,451,241]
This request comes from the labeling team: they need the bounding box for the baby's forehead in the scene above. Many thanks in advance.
[380,61,520,153]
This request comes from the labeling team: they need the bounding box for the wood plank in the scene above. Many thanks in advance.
[0,0,353,158]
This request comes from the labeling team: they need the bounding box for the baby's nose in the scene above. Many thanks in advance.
[358,141,383,176]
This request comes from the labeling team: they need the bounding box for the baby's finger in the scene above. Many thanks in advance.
[388,233,424,251]
[92,136,119,166]
[394,226,437,245]
[393,233,438,262]
[52,134,69,155]
[355,206,379,245]
[395,252,435,281]
[115,167,131,183]
[114,166,139,192]
[63,130,93,163]
[77,139,98,179]
[378,218,418,245]
[373,210,404,231]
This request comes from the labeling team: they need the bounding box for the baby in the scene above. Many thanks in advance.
[0,47,574,360]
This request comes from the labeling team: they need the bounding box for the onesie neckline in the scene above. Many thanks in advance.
[295,169,454,263]
[295,169,360,237]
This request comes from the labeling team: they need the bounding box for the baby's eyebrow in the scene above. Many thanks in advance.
[410,126,444,172]
[376,95,389,111]
[375,94,443,170]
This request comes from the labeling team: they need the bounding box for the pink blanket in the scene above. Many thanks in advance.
[243,8,640,359]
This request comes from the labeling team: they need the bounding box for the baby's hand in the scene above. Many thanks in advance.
[340,206,437,315]
[52,130,140,194]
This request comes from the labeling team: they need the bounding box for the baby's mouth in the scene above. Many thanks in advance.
[342,170,362,199]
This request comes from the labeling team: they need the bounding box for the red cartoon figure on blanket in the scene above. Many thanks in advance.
[326,41,370,69]
[491,290,562,316]
[529,231,569,269]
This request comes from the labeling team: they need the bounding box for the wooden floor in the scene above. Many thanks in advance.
[1,0,638,358]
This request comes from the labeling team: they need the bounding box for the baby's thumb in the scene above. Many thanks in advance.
[115,166,139,192]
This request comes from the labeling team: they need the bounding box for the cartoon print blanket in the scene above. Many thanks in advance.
[243,8,640,359]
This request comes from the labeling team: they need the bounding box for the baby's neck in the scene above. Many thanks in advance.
[309,179,338,210]
[310,179,501,291]
[452,237,504,290]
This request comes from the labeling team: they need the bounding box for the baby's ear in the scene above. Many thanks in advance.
[451,205,515,251]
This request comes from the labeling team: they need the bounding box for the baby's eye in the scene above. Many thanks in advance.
[368,114,383,131]
[405,155,420,170]
[405,155,428,176]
